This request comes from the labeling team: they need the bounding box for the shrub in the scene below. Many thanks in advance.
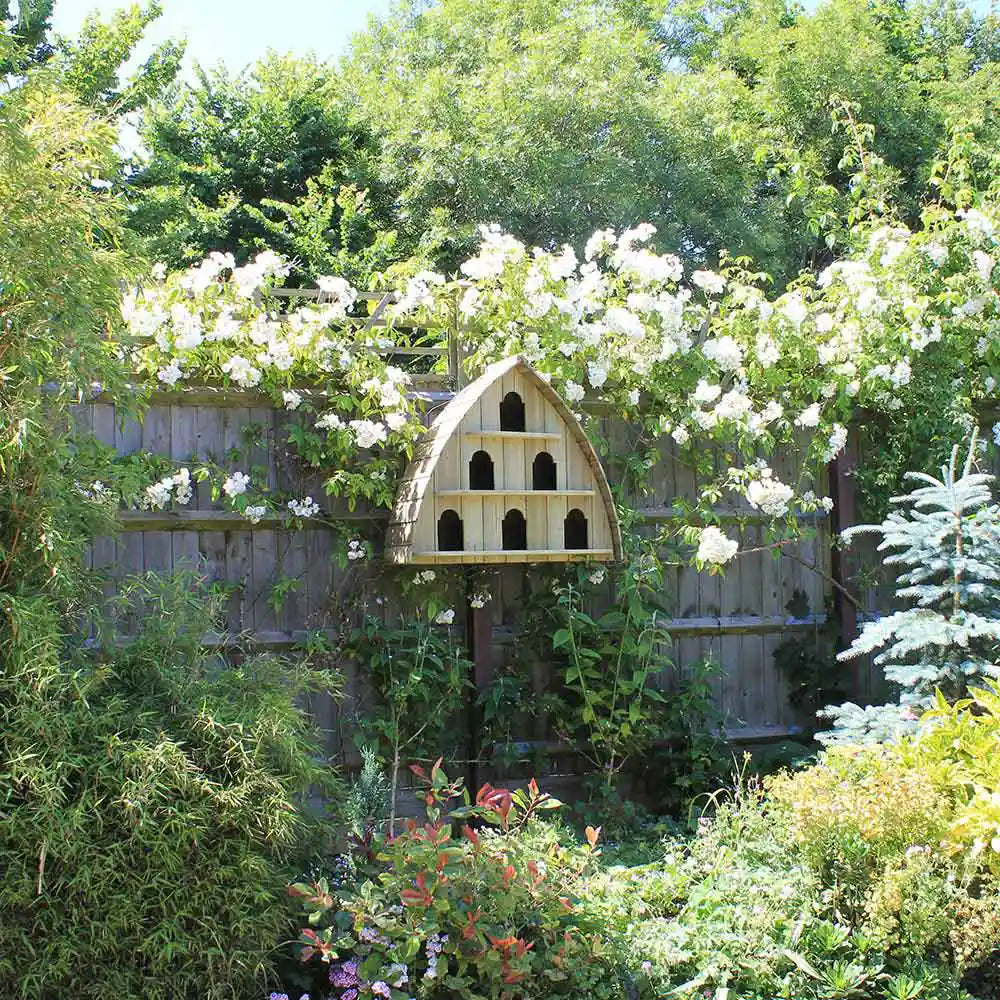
[0,572,342,999]
[289,762,619,1000]
[766,746,954,919]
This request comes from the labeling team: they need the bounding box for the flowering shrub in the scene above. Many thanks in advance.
[766,746,954,920]
[115,169,1000,581]
[289,763,616,1000]
[120,251,427,514]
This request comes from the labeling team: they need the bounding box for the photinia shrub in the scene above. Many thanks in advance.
[288,762,617,999]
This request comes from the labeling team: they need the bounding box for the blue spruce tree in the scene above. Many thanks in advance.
[820,435,1000,744]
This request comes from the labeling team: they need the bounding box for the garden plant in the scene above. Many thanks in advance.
[4,0,1000,998]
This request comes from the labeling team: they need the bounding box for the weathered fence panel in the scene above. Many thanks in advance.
[79,384,833,754]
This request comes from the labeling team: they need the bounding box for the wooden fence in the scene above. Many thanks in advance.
[76,289,844,798]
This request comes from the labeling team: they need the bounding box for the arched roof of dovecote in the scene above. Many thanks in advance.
[386,355,623,562]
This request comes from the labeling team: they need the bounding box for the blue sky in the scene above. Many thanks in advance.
[50,0,397,73]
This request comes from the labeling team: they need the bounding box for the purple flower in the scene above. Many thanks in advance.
[330,958,361,988]
[372,983,392,999]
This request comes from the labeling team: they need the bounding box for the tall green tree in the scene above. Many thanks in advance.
[128,55,395,279]
[2,1,182,112]
[341,0,749,269]
[341,0,1000,280]
[0,0,54,73]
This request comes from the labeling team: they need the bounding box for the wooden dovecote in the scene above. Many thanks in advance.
[387,356,623,564]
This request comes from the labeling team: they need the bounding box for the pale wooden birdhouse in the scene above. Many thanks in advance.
[387,356,622,564]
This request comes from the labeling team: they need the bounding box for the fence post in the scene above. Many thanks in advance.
[465,570,494,792]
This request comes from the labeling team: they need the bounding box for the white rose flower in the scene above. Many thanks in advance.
[287,497,320,518]
[244,505,267,524]
[157,361,184,387]
[223,471,250,497]
[385,410,409,431]
[691,270,726,295]
[316,412,344,431]
[702,335,743,372]
[794,403,822,428]
[434,608,456,625]
[587,361,609,389]
[350,419,388,449]
[746,477,795,518]
[697,526,738,565]
[282,390,302,410]
[564,380,585,403]
[693,379,722,404]
[755,335,780,367]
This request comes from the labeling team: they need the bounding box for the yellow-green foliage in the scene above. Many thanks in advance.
[903,684,1000,872]
[766,746,953,915]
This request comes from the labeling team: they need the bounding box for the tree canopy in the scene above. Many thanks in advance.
[127,55,396,280]
[125,0,1000,286]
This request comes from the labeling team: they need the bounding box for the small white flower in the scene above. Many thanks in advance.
[347,538,366,561]
[349,419,388,450]
[672,425,690,446]
[414,570,437,584]
[282,390,302,410]
[587,361,609,389]
[223,471,250,498]
[470,591,491,609]
[171,468,192,505]
[385,409,409,431]
[755,335,780,367]
[628,388,640,406]
[220,354,261,388]
[244,505,267,524]
[157,361,184,386]
[588,567,606,585]
[746,476,794,518]
[794,403,821,428]
[691,269,725,295]
[287,497,320,518]
[316,411,344,431]
[564,380,585,403]
[459,286,482,318]
[434,608,456,626]
[693,379,721,405]
[824,423,848,461]
[697,526,738,565]
[780,293,808,328]
[974,250,995,284]
[923,243,948,267]
[701,335,743,372]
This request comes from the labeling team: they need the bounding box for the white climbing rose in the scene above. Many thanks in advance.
[697,526,738,565]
